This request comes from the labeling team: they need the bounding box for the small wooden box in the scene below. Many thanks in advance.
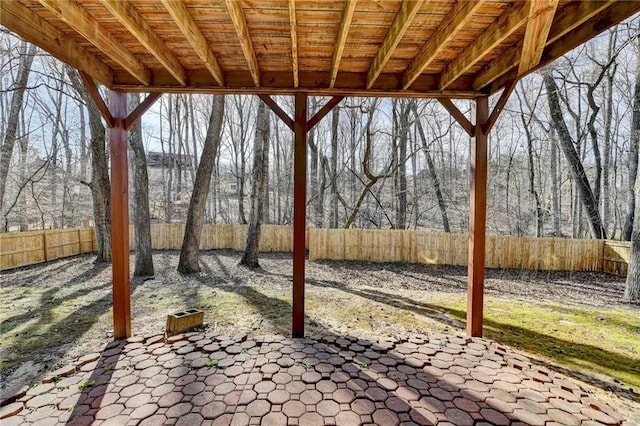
[166,308,204,335]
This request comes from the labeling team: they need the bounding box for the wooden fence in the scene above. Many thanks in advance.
[0,225,631,274]
[1,227,96,270]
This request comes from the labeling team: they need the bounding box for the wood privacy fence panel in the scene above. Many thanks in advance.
[603,241,630,275]
[1,228,95,270]
[1,225,631,274]
[128,224,293,252]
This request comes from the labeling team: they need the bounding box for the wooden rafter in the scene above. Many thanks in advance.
[39,0,149,86]
[0,0,113,86]
[402,0,484,90]
[330,0,358,88]
[367,0,423,89]
[259,95,294,130]
[79,71,115,127]
[288,0,299,88]
[439,1,529,90]
[124,93,162,131]
[518,0,560,76]
[473,0,614,91]
[308,96,345,130]
[225,0,261,87]
[160,0,224,86]
[100,0,187,85]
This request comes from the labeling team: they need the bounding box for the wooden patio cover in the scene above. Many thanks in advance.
[2,0,638,339]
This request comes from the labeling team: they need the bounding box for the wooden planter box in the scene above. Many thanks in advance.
[166,308,204,335]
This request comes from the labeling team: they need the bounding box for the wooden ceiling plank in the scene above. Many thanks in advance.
[160,0,224,86]
[225,0,261,87]
[439,1,529,90]
[518,0,560,76]
[0,0,113,86]
[473,0,615,91]
[289,0,299,88]
[547,0,616,45]
[100,0,187,85]
[366,0,423,89]
[330,0,358,88]
[402,0,485,90]
[39,0,150,86]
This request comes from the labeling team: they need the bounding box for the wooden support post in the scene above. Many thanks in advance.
[468,96,489,337]
[109,90,131,339]
[292,93,308,338]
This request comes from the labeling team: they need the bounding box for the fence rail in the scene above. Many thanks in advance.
[0,225,630,274]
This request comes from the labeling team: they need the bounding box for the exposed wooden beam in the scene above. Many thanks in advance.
[367,0,423,89]
[225,0,261,87]
[438,99,473,137]
[124,93,162,131]
[79,71,115,127]
[467,96,489,338]
[402,0,484,89]
[109,90,131,340]
[288,0,299,88]
[308,96,345,130]
[259,95,294,131]
[473,0,615,91]
[547,0,617,45]
[39,0,149,86]
[330,0,358,88]
[292,93,308,337]
[439,1,529,90]
[518,0,559,76]
[483,80,516,134]
[100,0,187,85]
[0,0,113,86]
[160,0,224,86]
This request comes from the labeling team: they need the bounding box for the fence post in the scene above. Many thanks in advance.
[42,231,48,262]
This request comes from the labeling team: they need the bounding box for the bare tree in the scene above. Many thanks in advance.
[544,71,606,239]
[240,99,270,268]
[68,69,112,261]
[623,37,640,241]
[0,41,35,216]
[178,95,225,273]
[129,93,154,277]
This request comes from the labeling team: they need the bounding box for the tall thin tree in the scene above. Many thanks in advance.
[178,96,225,273]
[240,100,270,268]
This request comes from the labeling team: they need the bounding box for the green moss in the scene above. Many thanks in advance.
[435,297,640,388]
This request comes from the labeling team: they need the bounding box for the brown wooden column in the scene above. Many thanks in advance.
[292,93,308,337]
[109,90,131,339]
[468,96,489,337]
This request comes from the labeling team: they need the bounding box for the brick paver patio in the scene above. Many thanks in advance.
[0,331,628,425]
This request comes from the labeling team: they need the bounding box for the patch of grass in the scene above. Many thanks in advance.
[205,358,218,367]
[78,380,95,390]
[435,297,640,388]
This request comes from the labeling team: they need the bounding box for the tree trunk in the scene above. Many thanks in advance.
[0,41,35,215]
[411,102,451,232]
[68,69,112,262]
[330,106,339,228]
[178,96,225,273]
[128,93,154,277]
[625,169,640,302]
[623,40,640,241]
[544,72,606,239]
[240,100,270,268]
[395,101,408,229]
[550,130,561,236]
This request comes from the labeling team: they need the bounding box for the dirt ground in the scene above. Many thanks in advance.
[1,250,638,419]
